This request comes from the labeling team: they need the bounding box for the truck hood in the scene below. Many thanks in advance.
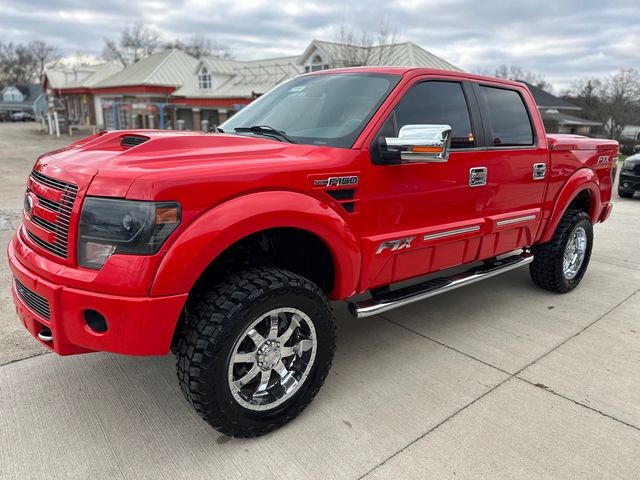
[36,130,319,197]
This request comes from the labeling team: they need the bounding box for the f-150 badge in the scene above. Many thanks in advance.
[314,176,359,187]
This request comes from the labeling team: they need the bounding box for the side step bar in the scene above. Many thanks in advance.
[350,252,534,319]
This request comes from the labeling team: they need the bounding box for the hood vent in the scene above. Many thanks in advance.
[120,135,149,149]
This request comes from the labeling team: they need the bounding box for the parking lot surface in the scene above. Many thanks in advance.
[1,122,639,479]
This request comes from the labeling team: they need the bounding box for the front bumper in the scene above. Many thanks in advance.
[619,170,640,192]
[7,228,188,356]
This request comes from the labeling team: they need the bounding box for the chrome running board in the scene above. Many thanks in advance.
[350,252,534,319]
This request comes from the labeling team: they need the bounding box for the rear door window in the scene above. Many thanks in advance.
[480,86,534,147]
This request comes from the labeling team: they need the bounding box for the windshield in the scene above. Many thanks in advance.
[221,73,400,148]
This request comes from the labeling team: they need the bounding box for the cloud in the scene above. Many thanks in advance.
[1,0,638,91]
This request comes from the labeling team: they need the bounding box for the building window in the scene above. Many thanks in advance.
[198,66,212,89]
[307,54,327,72]
[3,90,23,102]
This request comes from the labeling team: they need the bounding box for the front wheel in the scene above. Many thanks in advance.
[174,267,336,437]
[530,209,593,293]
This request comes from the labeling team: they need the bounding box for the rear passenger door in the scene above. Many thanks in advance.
[472,83,548,258]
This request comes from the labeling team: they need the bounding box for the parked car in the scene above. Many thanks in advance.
[618,153,640,198]
[10,111,35,122]
[8,67,618,437]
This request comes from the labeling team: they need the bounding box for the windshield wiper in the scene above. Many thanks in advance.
[233,125,296,143]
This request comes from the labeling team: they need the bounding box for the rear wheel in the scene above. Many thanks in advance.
[174,267,336,437]
[530,209,593,293]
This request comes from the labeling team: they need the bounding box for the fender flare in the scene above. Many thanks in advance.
[150,191,361,300]
[539,168,601,243]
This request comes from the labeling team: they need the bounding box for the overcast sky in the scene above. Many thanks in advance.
[1,0,638,91]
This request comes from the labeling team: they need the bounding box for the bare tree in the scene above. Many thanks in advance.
[0,42,50,84]
[564,70,640,140]
[333,20,401,67]
[164,35,234,59]
[600,69,640,140]
[372,19,400,65]
[493,64,552,91]
[29,40,60,82]
[102,23,161,66]
[563,78,604,122]
[69,52,99,67]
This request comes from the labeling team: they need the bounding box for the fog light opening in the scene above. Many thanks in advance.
[84,310,108,333]
[38,326,53,343]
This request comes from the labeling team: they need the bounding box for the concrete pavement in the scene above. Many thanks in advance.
[1,122,639,479]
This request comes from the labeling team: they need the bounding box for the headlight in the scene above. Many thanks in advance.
[622,160,633,170]
[78,197,181,269]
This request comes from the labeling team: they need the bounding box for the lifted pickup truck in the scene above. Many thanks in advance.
[8,67,618,437]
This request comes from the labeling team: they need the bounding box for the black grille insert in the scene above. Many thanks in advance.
[326,189,356,201]
[14,277,51,320]
[121,135,149,148]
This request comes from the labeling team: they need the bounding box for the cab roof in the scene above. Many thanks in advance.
[304,66,528,89]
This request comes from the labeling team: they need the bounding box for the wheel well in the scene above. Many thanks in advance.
[567,189,591,216]
[191,228,335,296]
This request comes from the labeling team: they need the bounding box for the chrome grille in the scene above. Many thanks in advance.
[26,171,78,259]
[14,277,51,320]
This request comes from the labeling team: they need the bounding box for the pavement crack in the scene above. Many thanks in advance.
[516,376,640,433]
[357,374,513,480]
[378,314,512,376]
[0,351,51,368]
[362,288,640,479]
[591,257,640,272]
[513,286,640,377]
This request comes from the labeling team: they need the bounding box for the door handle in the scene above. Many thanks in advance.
[469,167,487,187]
[533,163,546,180]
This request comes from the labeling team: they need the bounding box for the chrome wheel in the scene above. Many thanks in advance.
[228,307,317,411]
[563,226,587,280]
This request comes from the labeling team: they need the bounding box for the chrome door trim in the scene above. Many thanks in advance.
[424,225,481,241]
[496,214,537,227]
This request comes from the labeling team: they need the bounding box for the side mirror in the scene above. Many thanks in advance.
[382,124,452,163]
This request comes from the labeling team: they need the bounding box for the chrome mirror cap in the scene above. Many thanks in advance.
[384,124,452,162]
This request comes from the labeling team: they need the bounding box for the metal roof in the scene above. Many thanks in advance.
[174,40,461,100]
[300,40,461,71]
[173,56,303,98]
[61,62,123,88]
[44,65,103,90]
[94,50,198,88]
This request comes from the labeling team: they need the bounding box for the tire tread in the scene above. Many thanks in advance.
[530,209,592,293]
[174,267,336,438]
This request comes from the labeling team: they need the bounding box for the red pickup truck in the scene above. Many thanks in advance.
[8,67,617,437]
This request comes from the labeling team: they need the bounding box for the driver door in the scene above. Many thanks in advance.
[358,78,489,290]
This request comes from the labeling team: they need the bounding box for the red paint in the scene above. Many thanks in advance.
[8,68,617,356]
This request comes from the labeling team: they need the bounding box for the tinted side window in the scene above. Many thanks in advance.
[381,81,476,149]
[480,86,534,146]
